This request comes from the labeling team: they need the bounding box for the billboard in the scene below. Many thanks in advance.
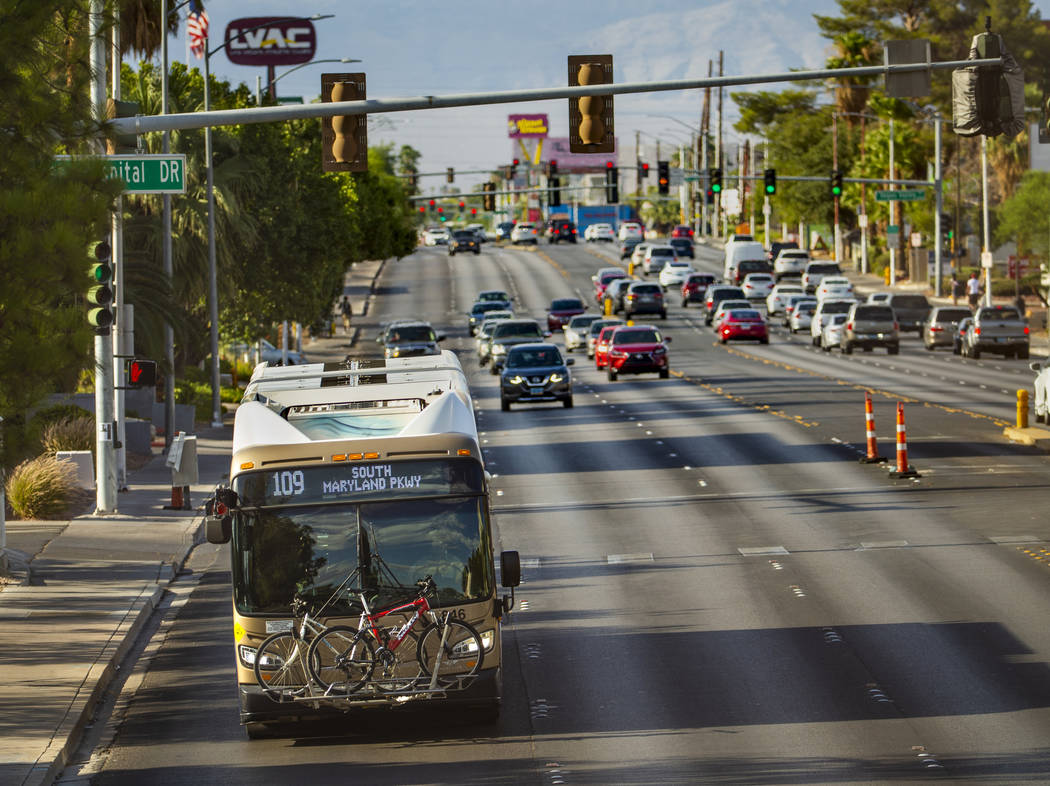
[224,17,317,67]
[507,114,549,138]
[514,136,619,173]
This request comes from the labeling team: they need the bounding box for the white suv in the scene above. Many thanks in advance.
[773,249,810,280]
[618,222,643,241]
[510,223,539,245]
[585,223,615,242]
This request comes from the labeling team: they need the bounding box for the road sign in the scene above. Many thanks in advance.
[54,154,187,194]
[875,188,926,202]
[886,224,900,235]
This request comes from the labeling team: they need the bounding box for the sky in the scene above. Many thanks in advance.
[159,0,1050,195]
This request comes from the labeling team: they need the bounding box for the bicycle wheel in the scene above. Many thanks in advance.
[254,632,310,701]
[416,617,484,687]
[307,625,375,695]
[371,630,422,693]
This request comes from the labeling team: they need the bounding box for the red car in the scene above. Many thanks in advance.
[593,267,628,304]
[718,308,769,344]
[594,325,620,369]
[547,297,586,332]
[605,325,671,381]
[671,225,694,239]
[680,272,717,308]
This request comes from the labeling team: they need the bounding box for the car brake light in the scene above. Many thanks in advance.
[846,322,852,330]
[893,322,899,330]
[1025,326,1030,335]
[975,327,981,335]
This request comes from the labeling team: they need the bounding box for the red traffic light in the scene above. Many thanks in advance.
[471,208,477,215]
[428,199,436,206]
[605,161,614,169]
[418,206,425,213]
[458,201,465,208]
[437,206,443,213]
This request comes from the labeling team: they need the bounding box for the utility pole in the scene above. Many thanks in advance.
[748,140,756,236]
[933,113,944,298]
[111,7,128,491]
[161,0,175,451]
[700,60,711,238]
[889,117,896,286]
[635,130,641,197]
[832,111,841,264]
[981,134,992,306]
[859,115,868,274]
[716,50,724,239]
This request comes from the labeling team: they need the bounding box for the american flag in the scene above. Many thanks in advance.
[187,0,208,60]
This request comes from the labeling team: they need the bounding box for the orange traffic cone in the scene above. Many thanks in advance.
[859,391,886,464]
[888,402,920,479]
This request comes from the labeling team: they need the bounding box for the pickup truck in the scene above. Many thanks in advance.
[961,306,1030,359]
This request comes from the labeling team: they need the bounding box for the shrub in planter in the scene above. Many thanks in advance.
[41,416,95,456]
[6,454,77,520]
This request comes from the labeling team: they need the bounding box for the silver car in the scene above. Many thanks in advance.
[788,300,818,333]
[563,314,603,352]
[821,314,849,352]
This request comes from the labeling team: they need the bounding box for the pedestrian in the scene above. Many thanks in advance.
[966,272,981,308]
[950,273,964,306]
[340,295,353,335]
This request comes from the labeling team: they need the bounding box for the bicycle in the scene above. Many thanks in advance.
[307,575,485,696]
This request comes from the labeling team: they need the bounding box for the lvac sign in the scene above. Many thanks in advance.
[54,155,187,194]
[224,17,317,66]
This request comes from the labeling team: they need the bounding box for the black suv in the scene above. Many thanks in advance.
[499,343,574,410]
[546,218,578,244]
[376,321,444,359]
[448,230,481,256]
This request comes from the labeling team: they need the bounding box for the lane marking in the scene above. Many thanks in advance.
[607,552,655,564]
[738,546,790,555]
[858,540,910,549]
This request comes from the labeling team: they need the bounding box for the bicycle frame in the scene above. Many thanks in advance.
[358,591,431,651]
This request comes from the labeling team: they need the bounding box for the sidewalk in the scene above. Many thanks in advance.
[0,258,386,786]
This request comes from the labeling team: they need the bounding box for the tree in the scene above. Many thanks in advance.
[0,2,122,466]
[733,90,817,136]
[996,171,1050,263]
[825,31,879,125]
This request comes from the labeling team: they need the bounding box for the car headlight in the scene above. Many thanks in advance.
[610,349,627,358]
[509,375,524,384]
[389,348,401,358]
[653,346,666,355]
[492,344,507,355]
[550,373,564,382]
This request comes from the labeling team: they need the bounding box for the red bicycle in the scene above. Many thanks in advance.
[307,575,485,695]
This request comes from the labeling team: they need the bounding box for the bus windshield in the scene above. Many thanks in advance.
[232,496,493,616]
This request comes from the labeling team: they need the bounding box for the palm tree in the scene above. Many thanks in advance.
[826,32,879,126]
[117,0,179,60]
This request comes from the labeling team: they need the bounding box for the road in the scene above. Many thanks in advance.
[67,240,1050,785]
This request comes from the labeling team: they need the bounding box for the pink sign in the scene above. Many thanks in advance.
[507,114,549,138]
[512,137,619,173]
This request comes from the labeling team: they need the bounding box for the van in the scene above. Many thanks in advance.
[723,241,767,283]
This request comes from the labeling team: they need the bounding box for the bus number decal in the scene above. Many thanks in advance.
[272,470,305,497]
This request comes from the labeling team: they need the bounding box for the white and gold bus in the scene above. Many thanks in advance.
[205,352,519,738]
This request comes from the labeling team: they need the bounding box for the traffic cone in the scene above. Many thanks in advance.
[859,391,886,464]
[888,402,920,479]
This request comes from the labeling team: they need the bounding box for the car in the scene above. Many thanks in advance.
[704,285,747,326]
[731,258,773,287]
[563,314,603,352]
[448,229,481,256]
[658,260,695,290]
[671,225,694,239]
[510,222,539,244]
[422,226,450,246]
[605,325,671,380]
[623,282,666,320]
[840,303,898,354]
[488,319,549,372]
[815,276,855,301]
[668,237,695,259]
[478,289,512,307]
[229,337,307,366]
[885,293,932,337]
[741,272,775,301]
[952,317,972,355]
[630,242,651,271]
[467,301,513,335]
[642,245,678,276]
[585,223,616,242]
[810,299,855,347]
[723,240,767,283]
[586,318,625,358]
[711,299,752,330]
[376,321,444,359]
[717,308,769,344]
[768,240,799,264]
[782,294,817,327]
[475,313,515,363]
[499,343,574,411]
[546,297,587,333]
[464,223,487,243]
[961,305,1030,359]
[618,222,643,241]
[725,233,754,244]
[592,267,629,304]
[866,292,892,304]
[766,282,805,315]
[496,221,516,241]
[681,272,717,308]
[821,314,849,352]
[620,237,643,259]
[772,248,810,281]
[603,277,636,314]
[594,324,620,369]
[546,218,578,244]
[923,306,973,350]
[1031,360,1050,423]
[801,261,842,294]
[788,299,818,333]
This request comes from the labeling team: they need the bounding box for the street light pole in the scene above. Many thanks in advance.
[257,57,362,105]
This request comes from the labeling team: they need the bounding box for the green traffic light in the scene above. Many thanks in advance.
[765,185,775,195]
[832,187,842,196]
[711,184,721,193]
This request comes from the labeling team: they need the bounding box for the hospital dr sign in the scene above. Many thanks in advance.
[54,154,187,194]
[224,17,317,66]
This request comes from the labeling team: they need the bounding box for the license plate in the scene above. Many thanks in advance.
[529,387,545,395]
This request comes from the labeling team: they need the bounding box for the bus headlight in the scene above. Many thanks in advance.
[450,628,495,658]
[238,644,258,667]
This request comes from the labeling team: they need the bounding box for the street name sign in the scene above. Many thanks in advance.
[875,188,925,202]
[54,155,187,194]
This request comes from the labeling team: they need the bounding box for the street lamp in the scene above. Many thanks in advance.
[256,57,362,106]
[201,13,333,427]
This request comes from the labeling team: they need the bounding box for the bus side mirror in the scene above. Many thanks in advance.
[500,550,520,587]
[205,515,231,544]
[204,489,237,544]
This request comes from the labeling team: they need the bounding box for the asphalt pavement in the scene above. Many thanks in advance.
[0,258,386,786]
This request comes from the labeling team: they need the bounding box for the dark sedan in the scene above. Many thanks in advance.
[546,297,586,332]
[499,343,574,410]
[448,230,481,256]
[620,237,643,260]
[468,301,512,335]
[669,237,695,259]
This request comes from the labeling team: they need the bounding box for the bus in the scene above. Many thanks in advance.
[204,352,520,738]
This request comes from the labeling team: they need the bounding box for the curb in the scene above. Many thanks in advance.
[1003,425,1050,450]
[0,548,31,586]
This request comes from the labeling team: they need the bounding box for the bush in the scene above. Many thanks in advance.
[40,416,95,456]
[6,454,78,520]
[32,403,90,430]
[175,380,211,422]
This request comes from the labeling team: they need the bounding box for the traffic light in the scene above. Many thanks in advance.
[503,165,514,180]
[428,198,436,212]
[763,168,776,195]
[605,162,619,204]
[87,239,114,332]
[105,98,141,154]
[437,206,445,222]
[471,207,477,216]
[458,200,465,213]
[549,176,561,207]
[447,167,454,184]
[545,160,559,178]
[482,182,496,211]
[418,205,425,214]
[639,162,649,179]
[408,173,418,190]
[512,158,520,168]
[568,54,614,153]
[830,169,843,197]
[709,168,722,194]
[321,73,367,173]
[127,359,157,388]
[657,160,670,195]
